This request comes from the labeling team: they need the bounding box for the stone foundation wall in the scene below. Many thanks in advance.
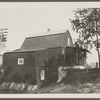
[57,66,67,83]
[0,82,37,91]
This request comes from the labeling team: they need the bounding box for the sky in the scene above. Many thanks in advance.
[0,2,76,51]
[0,2,100,64]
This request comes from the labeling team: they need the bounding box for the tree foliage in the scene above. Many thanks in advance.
[70,8,100,49]
[1,34,7,42]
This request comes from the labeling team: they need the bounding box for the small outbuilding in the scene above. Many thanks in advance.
[3,30,88,88]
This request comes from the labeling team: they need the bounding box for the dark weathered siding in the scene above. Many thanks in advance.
[3,52,36,85]
[65,47,87,67]
[35,47,62,86]
[3,47,87,87]
[65,48,75,66]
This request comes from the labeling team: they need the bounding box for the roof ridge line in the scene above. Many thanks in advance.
[26,29,68,39]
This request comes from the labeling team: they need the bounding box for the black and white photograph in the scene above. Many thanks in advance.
[0,2,100,97]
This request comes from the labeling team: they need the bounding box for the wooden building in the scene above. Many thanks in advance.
[3,30,89,88]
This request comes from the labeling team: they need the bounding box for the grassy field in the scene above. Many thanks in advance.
[35,80,100,93]
[35,71,100,94]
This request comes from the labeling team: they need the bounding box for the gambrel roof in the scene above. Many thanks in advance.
[19,30,74,51]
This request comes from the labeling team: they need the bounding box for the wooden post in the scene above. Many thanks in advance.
[62,47,65,67]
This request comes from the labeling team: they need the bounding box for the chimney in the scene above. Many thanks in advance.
[47,29,51,32]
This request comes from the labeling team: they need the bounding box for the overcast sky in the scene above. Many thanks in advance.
[0,2,100,64]
[0,2,75,51]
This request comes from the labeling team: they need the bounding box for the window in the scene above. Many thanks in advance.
[18,58,24,65]
[68,38,70,46]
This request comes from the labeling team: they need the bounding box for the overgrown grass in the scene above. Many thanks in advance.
[1,68,100,93]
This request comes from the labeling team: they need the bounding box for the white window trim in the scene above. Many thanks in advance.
[40,70,45,80]
[18,58,24,65]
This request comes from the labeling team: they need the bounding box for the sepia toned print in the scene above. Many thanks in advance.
[0,2,100,96]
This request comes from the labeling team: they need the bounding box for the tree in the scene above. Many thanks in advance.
[70,8,100,68]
